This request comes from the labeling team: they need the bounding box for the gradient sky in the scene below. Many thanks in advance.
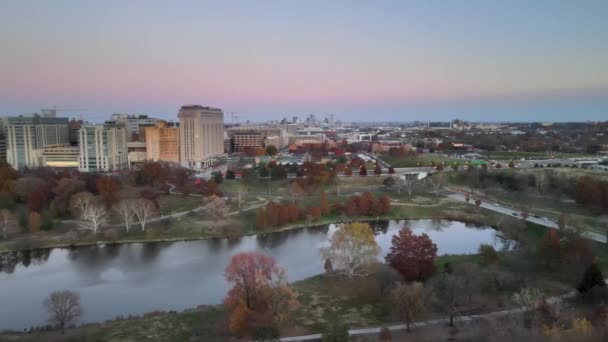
[1,0,607,122]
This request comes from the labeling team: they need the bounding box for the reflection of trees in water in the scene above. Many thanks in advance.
[0,248,53,274]
[207,238,223,253]
[0,252,20,274]
[429,218,451,232]
[103,243,121,259]
[226,237,242,248]
[256,231,290,249]
[141,242,166,263]
[304,224,330,236]
[68,245,107,273]
[369,220,390,235]
[464,222,485,229]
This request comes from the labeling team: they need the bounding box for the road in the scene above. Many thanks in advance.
[445,191,606,244]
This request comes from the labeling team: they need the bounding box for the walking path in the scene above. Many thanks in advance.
[278,286,587,341]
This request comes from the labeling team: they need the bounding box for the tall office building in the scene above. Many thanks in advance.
[109,113,158,142]
[6,115,69,169]
[144,121,180,163]
[78,124,128,172]
[178,105,224,168]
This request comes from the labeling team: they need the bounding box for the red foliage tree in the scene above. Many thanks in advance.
[343,166,353,176]
[359,165,368,176]
[385,228,438,281]
[27,189,49,213]
[388,166,395,174]
[224,252,278,310]
[266,202,279,227]
[374,165,382,175]
[319,191,330,215]
[96,176,121,207]
[287,204,300,222]
[308,206,321,221]
[278,205,289,226]
[539,228,561,269]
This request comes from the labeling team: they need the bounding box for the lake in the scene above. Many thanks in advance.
[0,219,508,330]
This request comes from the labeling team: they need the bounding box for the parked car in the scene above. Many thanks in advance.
[511,212,519,216]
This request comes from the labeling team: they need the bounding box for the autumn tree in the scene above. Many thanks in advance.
[324,258,333,273]
[385,228,437,281]
[226,169,236,180]
[0,208,12,239]
[391,282,425,331]
[538,229,561,269]
[52,178,85,217]
[204,195,229,221]
[44,290,82,333]
[287,204,300,222]
[307,206,321,222]
[388,166,395,174]
[96,176,121,207]
[224,252,299,336]
[255,208,266,230]
[319,191,330,215]
[433,269,462,327]
[265,145,278,156]
[320,222,380,278]
[374,165,382,175]
[70,192,107,234]
[29,211,41,232]
[213,171,224,185]
[359,165,368,176]
[343,166,353,176]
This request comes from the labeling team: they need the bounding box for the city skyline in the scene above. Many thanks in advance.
[1,0,607,122]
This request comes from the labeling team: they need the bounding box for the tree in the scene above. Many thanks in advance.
[0,208,12,239]
[320,222,380,278]
[131,198,156,231]
[539,229,561,269]
[359,165,368,176]
[343,167,352,176]
[578,263,606,293]
[508,161,515,168]
[114,199,136,232]
[429,173,446,197]
[213,171,224,185]
[226,169,236,180]
[29,211,41,232]
[478,244,499,265]
[224,252,299,335]
[474,199,482,208]
[401,174,418,196]
[374,165,382,175]
[204,195,229,221]
[379,326,392,342]
[391,282,425,331]
[70,192,107,234]
[44,290,82,333]
[52,178,85,217]
[259,165,269,178]
[270,164,287,180]
[433,270,462,327]
[383,176,396,189]
[321,318,349,342]
[40,210,54,231]
[95,176,121,207]
[388,166,395,174]
[265,145,278,156]
[255,208,266,230]
[385,228,437,281]
[319,191,330,215]
[324,258,333,273]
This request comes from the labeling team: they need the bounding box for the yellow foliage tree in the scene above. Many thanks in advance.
[320,222,380,278]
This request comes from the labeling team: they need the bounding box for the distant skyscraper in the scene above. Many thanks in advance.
[78,124,128,172]
[6,115,69,169]
[177,105,224,168]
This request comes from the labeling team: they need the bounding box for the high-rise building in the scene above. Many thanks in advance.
[178,105,224,168]
[6,115,69,169]
[144,121,180,163]
[109,113,158,142]
[78,124,128,172]
[68,119,83,146]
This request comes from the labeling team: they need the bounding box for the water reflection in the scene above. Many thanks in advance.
[0,219,509,331]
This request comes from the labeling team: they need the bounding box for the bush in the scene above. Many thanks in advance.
[251,326,280,341]
[321,318,349,342]
[478,244,499,265]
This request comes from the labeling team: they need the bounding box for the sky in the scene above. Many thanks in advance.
[1,0,607,122]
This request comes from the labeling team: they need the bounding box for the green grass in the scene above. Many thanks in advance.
[380,155,462,168]
[157,195,202,214]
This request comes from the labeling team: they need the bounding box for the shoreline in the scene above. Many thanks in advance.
[0,208,496,255]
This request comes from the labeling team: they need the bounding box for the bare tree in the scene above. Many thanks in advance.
[113,199,136,232]
[400,174,418,197]
[391,281,425,331]
[131,198,157,231]
[44,290,82,333]
[429,173,446,197]
[70,192,107,234]
[203,195,229,221]
[0,208,12,239]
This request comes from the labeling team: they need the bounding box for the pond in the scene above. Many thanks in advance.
[0,219,509,331]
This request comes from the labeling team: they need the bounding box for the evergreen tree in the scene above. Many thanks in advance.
[578,262,606,293]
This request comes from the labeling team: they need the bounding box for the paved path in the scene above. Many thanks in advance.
[444,190,606,244]
[278,285,590,341]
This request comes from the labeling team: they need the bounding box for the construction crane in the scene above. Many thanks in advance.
[226,111,241,125]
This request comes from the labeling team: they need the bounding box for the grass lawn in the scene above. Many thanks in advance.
[380,154,462,168]
[157,194,203,214]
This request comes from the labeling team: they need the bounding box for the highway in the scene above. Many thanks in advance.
[445,191,606,244]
